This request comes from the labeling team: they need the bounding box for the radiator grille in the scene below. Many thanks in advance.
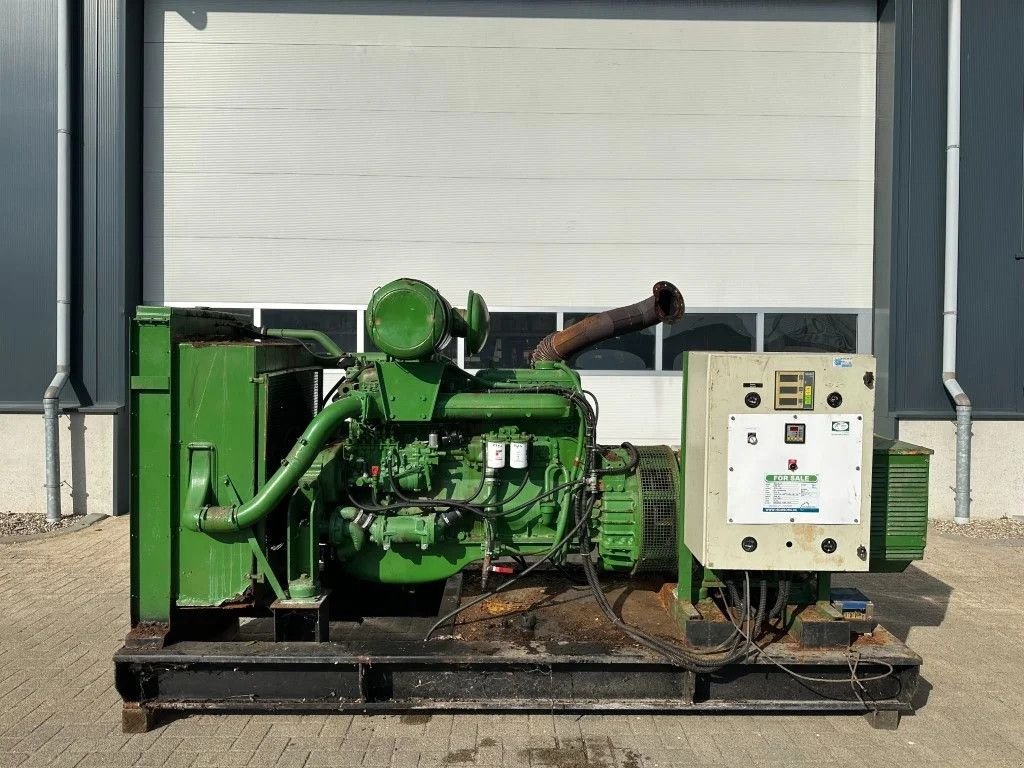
[264,369,319,479]
[633,445,679,573]
[870,454,929,562]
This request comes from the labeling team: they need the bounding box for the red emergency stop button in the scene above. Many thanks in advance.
[788,459,798,471]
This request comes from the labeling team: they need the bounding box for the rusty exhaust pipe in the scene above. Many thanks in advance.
[531,281,685,364]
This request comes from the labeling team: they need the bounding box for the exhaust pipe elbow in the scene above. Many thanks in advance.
[531,281,685,364]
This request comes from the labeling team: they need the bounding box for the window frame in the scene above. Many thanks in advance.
[163,302,871,374]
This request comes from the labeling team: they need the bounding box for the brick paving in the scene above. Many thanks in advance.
[1,517,1023,767]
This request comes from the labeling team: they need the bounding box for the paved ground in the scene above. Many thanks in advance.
[1,518,1023,768]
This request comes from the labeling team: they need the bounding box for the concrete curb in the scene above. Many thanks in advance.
[0,512,109,544]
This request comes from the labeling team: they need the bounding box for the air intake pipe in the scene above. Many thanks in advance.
[531,281,685,364]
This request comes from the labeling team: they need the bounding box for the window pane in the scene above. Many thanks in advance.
[563,312,655,371]
[764,313,857,353]
[261,309,357,352]
[465,312,557,369]
[663,314,756,370]
[364,327,455,358]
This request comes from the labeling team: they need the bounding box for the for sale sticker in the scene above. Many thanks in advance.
[763,474,820,514]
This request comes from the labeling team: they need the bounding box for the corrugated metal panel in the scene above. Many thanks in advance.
[145,43,877,115]
[956,0,1024,414]
[888,0,1024,418]
[149,175,872,244]
[887,0,948,417]
[578,375,683,445]
[149,111,875,181]
[91,0,129,407]
[148,239,874,309]
[0,0,137,412]
[0,0,57,407]
[148,1,878,51]
[872,0,895,436]
[143,0,877,312]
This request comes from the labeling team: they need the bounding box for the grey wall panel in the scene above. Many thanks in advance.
[0,0,137,413]
[90,0,133,407]
[888,0,1024,419]
[873,0,895,437]
[888,0,949,417]
[957,0,1024,414]
[0,0,58,408]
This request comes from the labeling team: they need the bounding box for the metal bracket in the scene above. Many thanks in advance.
[184,443,216,515]
[247,529,287,602]
[219,474,243,506]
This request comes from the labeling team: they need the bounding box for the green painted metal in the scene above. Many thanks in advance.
[130,306,324,618]
[675,351,699,605]
[870,438,932,572]
[191,394,367,534]
[130,282,932,627]
[263,328,343,359]
[365,278,490,360]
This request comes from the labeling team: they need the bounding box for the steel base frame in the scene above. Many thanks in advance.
[114,635,920,732]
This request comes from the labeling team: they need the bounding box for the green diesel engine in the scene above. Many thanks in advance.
[133,279,684,607]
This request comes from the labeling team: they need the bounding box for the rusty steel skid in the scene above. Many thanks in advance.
[114,626,920,733]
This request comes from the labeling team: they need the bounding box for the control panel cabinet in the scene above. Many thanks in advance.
[682,353,875,571]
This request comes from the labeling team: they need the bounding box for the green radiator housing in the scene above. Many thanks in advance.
[130,307,322,622]
[869,438,933,572]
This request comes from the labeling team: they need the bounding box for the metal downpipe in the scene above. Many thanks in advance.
[943,0,972,524]
[44,0,73,523]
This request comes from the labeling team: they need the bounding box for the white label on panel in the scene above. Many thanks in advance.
[726,414,862,525]
[762,474,820,514]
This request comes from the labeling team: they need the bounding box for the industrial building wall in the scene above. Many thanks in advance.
[0,0,138,516]
[878,0,1024,519]
[900,421,1024,520]
[0,415,114,517]
[143,0,877,445]
[886,0,1024,419]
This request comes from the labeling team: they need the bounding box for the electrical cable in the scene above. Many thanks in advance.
[594,442,640,476]
[351,477,585,522]
[346,489,494,519]
[582,389,600,423]
[387,461,488,510]
[716,580,895,694]
[769,577,791,621]
[320,365,371,410]
[422,506,595,640]
[496,478,584,516]
[574,493,748,671]
[397,384,745,672]
[483,468,531,510]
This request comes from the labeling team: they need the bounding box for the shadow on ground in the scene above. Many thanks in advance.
[839,564,953,643]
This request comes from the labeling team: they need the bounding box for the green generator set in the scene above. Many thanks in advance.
[116,278,931,730]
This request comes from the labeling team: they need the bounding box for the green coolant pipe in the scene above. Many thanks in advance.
[191,391,571,533]
[193,393,368,533]
[433,393,570,420]
[262,328,343,359]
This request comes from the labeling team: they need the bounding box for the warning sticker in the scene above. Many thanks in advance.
[763,474,820,514]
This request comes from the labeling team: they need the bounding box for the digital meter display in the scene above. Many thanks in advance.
[774,371,815,410]
[784,422,806,444]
